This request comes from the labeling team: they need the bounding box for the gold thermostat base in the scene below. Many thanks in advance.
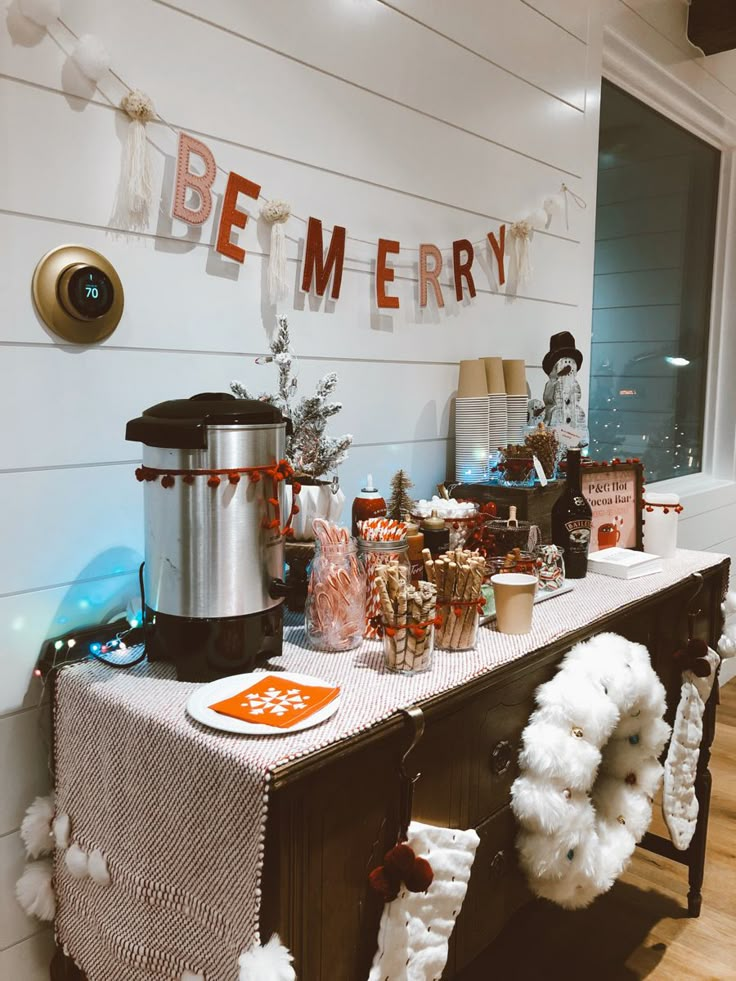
[32,245,124,343]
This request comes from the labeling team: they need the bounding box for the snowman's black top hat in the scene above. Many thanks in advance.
[543,331,583,376]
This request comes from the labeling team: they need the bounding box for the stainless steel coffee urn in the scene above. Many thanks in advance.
[126,393,290,681]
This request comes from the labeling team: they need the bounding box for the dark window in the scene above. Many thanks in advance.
[590,80,720,481]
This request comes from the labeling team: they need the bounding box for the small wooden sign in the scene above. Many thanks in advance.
[580,461,644,552]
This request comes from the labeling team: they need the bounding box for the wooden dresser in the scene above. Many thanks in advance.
[259,559,727,980]
[51,558,728,981]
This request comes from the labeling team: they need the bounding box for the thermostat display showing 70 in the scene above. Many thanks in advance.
[62,265,115,320]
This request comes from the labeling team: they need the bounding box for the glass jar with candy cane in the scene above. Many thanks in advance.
[305,522,366,651]
[357,518,410,639]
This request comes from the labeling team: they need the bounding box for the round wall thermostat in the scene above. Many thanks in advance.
[32,245,124,343]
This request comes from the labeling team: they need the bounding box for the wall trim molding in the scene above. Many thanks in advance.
[602,27,736,150]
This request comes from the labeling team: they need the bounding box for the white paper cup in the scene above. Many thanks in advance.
[491,573,537,634]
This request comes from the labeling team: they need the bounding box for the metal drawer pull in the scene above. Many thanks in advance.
[490,740,513,775]
[490,850,506,878]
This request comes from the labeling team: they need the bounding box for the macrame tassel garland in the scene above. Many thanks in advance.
[506,219,534,297]
[261,200,291,305]
[114,90,156,229]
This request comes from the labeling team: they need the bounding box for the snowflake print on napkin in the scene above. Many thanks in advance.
[209,675,340,729]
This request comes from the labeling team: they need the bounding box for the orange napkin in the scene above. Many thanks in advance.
[209,674,340,729]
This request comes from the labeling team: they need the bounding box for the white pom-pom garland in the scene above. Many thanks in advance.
[16,859,55,921]
[529,208,549,230]
[238,934,295,981]
[20,795,55,859]
[88,848,111,886]
[53,812,71,850]
[65,842,89,878]
[71,34,110,82]
[18,0,60,27]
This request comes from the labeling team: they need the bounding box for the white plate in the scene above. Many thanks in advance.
[186,671,341,735]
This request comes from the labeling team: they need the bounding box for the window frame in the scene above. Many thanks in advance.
[602,28,736,501]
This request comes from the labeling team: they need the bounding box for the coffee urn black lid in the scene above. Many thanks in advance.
[125,393,284,449]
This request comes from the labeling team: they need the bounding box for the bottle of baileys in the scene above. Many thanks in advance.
[551,448,592,578]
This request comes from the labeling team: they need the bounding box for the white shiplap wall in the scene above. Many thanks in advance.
[0,0,602,967]
[8,0,736,971]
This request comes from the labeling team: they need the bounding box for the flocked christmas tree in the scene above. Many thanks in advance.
[231,316,352,481]
[387,469,415,520]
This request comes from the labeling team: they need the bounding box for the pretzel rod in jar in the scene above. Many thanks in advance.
[433,549,484,650]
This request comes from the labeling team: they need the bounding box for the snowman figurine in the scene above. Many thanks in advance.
[542,331,589,448]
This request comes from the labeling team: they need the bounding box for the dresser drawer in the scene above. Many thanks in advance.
[412,657,555,828]
[452,804,529,973]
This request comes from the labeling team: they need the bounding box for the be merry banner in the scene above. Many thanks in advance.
[172,132,571,309]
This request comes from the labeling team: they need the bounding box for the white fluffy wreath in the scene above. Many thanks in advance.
[511,632,670,909]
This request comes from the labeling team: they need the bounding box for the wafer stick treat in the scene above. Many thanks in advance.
[375,565,438,674]
[424,548,485,650]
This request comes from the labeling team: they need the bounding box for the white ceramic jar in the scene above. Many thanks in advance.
[642,491,681,558]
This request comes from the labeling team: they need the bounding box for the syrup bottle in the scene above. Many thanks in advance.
[352,474,387,536]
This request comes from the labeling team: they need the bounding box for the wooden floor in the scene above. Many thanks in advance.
[458,682,736,981]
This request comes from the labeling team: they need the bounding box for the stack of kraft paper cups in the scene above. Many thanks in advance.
[455,360,490,483]
[481,357,508,468]
[503,359,529,445]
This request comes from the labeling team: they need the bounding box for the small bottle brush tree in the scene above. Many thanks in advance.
[388,469,415,520]
[231,316,352,482]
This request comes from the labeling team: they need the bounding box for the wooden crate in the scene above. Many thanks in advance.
[450,481,563,542]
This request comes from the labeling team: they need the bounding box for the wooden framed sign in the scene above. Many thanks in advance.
[580,461,644,552]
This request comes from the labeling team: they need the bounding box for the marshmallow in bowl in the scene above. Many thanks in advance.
[412,497,478,519]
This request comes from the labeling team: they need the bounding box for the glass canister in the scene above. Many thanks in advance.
[535,544,565,593]
[379,576,437,674]
[358,539,411,639]
[305,540,366,651]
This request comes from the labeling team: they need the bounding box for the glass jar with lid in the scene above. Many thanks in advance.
[358,538,411,639]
